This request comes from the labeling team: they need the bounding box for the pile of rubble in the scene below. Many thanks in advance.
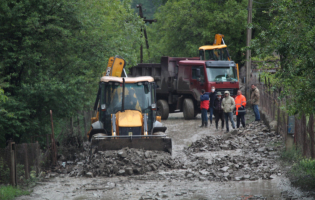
[180,121,284,181]
[66,148,183,178]
[59,121,284,181]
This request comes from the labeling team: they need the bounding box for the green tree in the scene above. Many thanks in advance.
[0,0,142,147]
[252,0,315,115]
[145,0,249,64]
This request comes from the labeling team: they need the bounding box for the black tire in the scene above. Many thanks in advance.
[183,98,195,120]
[157,99,169,120]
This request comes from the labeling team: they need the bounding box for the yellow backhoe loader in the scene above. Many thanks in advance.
[87,56,172,153]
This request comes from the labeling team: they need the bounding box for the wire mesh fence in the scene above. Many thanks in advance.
[247,74,315,158]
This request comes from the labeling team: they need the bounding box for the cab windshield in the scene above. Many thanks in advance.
[99,82,155,133]
[206,67,237,82]
[103,83,153,114]
[199,48,229,61]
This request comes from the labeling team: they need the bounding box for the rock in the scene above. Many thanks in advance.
[59,154,66,161]
[243,175,250,179]
[125,168,133,175]
[234,176,242,181]
[150,164,157,171]
[186,173,194,178]
[223,172,229,177]
[199,176,206,181]
[77,162,83,165]
[258,147,265,152]
[162,194,168,198]
[86,172,93,178]
[231,130,238,135]
[118,150,127,158]
[69,171,76,177]
[140,196,153,200]
[133,168,141,174]
[66,161,74,165]
[220,166,229,172]
[45,174,50,179]
[220,144,230,150]
[145,151,151,158]
[117,169,125,175]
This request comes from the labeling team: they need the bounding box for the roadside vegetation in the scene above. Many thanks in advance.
[281,147,315,190]
[0,185,30,200]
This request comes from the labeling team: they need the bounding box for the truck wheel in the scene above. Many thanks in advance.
[157,100,169,120]
[183,98,195,120]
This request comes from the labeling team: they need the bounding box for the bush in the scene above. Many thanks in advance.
[0,185,30,200]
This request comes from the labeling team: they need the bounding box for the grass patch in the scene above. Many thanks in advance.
[0,185,30,200]
[281,147,315,190]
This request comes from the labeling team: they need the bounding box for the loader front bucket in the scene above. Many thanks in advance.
[91,136,172,154]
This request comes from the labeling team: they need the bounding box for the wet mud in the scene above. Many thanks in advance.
[16,111,314,200]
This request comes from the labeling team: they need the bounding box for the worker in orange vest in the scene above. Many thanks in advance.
[235,90,246,128]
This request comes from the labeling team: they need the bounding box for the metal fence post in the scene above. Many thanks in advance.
[9,142,17,186]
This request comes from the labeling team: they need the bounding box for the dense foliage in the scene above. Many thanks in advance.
[0,0,142,146]
[145,0,249,64]
[252,0,315,115]
[1,0,315,147]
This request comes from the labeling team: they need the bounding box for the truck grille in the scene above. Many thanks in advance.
[216,88,238,96]
[119,127,142,136]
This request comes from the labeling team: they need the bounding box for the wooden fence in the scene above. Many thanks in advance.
[248,75,315,158]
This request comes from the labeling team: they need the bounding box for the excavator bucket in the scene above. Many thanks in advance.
[90,135,172,154]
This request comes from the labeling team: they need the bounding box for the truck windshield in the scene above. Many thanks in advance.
[104,83,152,114]
[206,67,237,82]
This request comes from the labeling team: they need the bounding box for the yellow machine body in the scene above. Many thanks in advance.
[104,56,125,77]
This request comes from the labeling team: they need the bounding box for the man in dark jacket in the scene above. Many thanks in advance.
[200,89,209,127]
[213,91,224,130]
[208,86,217,126]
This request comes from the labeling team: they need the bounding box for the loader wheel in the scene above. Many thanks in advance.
[183,98,195,120]
[157,99,169,120]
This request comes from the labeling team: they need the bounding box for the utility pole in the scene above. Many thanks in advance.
[245,0,253,99]
[137,4,157,63]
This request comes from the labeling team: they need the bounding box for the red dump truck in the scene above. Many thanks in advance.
[130,57,239,120]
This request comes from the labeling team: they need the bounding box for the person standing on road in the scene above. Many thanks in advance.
[200,89,209,128]
[251,84,260,121]
[221,91,235,133]
[213,92,224,131]
[235,90,246,128]
[208,86,217,126]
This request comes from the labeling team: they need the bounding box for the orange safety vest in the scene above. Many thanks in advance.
[235,94,246,115]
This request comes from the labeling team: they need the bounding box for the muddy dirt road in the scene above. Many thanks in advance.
[17,112,313,200]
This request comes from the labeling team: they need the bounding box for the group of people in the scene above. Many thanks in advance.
[199,84,260,133]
